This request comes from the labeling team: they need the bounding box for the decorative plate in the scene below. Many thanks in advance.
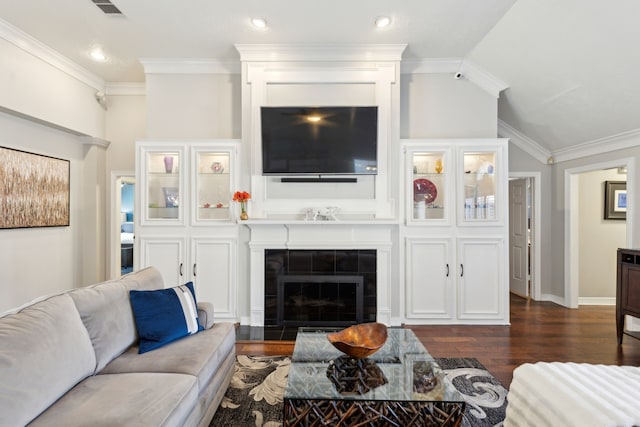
[211,162,224,173]
[413,178,437,203]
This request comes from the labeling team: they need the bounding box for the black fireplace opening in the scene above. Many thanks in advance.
[265,249,377,327]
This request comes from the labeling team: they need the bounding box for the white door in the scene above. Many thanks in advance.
[457,237,504,320]
[191,237,237,321]
[405,237,454,320]
[509,179,529,297]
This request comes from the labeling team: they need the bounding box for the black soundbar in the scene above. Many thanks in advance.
[280,177,358,183]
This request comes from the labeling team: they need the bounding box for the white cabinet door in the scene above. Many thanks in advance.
[456,143,507,226]
[138,236,187,288]
[138,144,187,226]
[405,237,454,320]
[404,145,453,226]
[457,237,505,320]
[191,237,237,321]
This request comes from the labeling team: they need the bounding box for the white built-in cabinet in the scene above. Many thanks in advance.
[135,140,239,322]
[402,139,509,324]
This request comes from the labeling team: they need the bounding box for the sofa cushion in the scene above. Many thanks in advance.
[100,322,235,394]
[69,267,165,371]
[130,282,203,353]
[0,294,96,427]
[28,372,198,427]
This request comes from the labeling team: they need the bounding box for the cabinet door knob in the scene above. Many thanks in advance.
[179,263,183,277]
[193,263,197,277]
[460,264,464,277]
[446,264,450,277]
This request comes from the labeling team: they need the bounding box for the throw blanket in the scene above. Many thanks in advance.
[505,362,640,427]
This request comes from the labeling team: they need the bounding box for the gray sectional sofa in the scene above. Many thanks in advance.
[0,267,236,427]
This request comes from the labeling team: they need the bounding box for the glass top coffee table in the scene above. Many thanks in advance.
[284,327,465,426]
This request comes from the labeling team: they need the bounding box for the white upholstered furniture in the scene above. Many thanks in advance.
[505,362,640,427]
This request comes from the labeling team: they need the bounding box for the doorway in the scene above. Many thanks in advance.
[565,159,634,308]
[509,172,541,300]
[111,172,135,278]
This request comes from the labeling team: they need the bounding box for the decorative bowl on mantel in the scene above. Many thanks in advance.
[327,322,388,358]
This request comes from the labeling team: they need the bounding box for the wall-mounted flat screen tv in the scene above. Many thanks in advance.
[261,106,378,175]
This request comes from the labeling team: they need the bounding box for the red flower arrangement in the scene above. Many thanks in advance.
[232,191,251,203]
[233,191,251,219]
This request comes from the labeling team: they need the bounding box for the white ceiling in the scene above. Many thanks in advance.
[1,0,639,156]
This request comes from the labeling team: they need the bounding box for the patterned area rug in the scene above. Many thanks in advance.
[210,355,508,427]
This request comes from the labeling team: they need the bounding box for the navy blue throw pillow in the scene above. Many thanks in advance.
[130,282,203,354]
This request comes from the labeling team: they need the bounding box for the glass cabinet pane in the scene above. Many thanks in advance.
[411,152,446,220]
[147,151,181,220]
[196,152,230,221]
[462,151,497,221]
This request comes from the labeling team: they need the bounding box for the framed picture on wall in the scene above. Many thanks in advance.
[0,147,70,229]
[604,180,626,220]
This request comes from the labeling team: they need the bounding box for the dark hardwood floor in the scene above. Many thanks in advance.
[236,294,640,388]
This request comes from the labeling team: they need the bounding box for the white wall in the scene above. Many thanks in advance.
[578,168,626,300]
[145,73,241,139]
[0,30,111,312]
[550,148,639,299]
[0,38,105,138]
[0,112,97,313]
[104,93,147,278]
[400,73,498,138]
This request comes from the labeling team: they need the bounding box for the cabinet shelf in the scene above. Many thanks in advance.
[149,172,179,176]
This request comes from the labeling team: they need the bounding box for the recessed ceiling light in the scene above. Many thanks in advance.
[375,16,391,28]
[90,48,107,62]
[251,18,267,29]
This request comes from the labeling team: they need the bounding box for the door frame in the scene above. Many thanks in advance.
[509,172,541,301]
[110,170,135,279]
[564,158,634,308]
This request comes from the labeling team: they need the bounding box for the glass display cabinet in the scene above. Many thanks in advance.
[142,147,185,224]
[460,150,498,222]
[138,141,238,226]
[193,150,232,222]
[407,148,451,224]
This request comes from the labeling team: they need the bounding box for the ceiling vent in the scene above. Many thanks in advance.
[92,0,123,15]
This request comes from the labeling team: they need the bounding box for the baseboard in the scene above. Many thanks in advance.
[578,297,615,306]
[539,293,567,307]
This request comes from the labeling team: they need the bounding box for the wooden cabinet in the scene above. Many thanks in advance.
[402,139,509,324]
[617,248,640,344]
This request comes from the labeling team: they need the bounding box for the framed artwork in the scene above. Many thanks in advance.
[604,180,626,220]
[0,147,70,229]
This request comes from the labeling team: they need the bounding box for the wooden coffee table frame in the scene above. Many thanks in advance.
[284,398,464,427]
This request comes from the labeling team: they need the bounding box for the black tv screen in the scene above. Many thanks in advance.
[261,106,378,175]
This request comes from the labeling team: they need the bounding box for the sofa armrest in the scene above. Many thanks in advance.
[197,302,215,329]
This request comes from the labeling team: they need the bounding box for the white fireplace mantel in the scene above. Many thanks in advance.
[244,221,395,326]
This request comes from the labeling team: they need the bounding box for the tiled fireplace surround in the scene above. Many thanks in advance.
[246,223,394,327]
[264,249,377,327]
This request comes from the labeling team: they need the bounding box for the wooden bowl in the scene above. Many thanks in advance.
[327,323,388,358]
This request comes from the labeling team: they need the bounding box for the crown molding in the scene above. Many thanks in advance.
[234,44,407,62]
[400,58,508,98]
[459,59,509,99]
[105,82,146,96]
[552,128,640,163]
[498,120,551,164]
[139,58,240,75]
[0,18,105,91]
